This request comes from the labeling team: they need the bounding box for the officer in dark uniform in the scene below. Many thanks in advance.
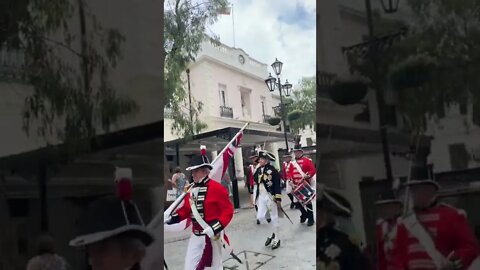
[317,186,369,270]
[254,150,282,249]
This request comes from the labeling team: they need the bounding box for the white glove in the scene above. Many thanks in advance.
[164,216,172,224]
[202,226,215,238]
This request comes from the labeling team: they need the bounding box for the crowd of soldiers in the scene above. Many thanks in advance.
[318,178,480,270]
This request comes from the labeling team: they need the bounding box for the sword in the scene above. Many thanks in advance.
[267,194,294,224]
[164,260,168,270]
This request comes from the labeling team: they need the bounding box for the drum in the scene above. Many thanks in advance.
[292,182,316,205]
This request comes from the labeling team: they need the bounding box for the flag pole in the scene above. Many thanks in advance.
[232,4,236,47]
[150,122,250,228]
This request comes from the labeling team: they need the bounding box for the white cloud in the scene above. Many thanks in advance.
[208,0,316,87]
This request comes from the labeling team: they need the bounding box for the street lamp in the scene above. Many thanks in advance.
[363,0,400,183]
[380,0,400,13]
[264,59,291,151]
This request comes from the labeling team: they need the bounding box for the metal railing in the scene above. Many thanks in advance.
[220,106,233,118]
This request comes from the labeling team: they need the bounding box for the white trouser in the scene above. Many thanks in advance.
[252,185,257,205]
[184,233,223,270]
[256,190,279,231]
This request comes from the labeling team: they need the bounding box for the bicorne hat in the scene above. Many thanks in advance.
[318,186,352,217]
[256,150,276,162]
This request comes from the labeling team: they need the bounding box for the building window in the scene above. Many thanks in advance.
[449,143,470,170]
[218,84,227,106]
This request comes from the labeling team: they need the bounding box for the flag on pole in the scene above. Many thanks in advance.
[219,5,231,15]
[162,125,245,233]
[209,131,243,182]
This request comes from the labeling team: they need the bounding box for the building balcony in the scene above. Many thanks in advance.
[219,106,233,118]
[263,114,272,123]
[0,47,25,82]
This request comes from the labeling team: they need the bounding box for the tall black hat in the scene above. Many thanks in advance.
[69,168,154,247]
[292,143,304,153]
[186,145,213,171]
[375,190,402,206]
[405,178,439,190]
[317,187,352,217]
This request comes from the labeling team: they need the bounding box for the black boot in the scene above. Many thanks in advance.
[298,203,307,223]
[257,219,260,225]
[288,194,295,209]
[306,203,315,226]
[265,233,275,246]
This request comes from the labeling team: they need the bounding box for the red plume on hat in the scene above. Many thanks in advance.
[200,145,209,164]
[115,167,133,201]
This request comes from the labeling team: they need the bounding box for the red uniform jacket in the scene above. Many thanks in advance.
[390,203,479,270]
[172,177,234,235]
[281,161,290,181]
[248,164,256,188]
[287,156,316,186]
[376,218,400,270]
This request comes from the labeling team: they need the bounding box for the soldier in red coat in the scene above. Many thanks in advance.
[287,144,316,226]
[166,154,234,270]
[375,191,403,270]
[282,152,296,209]
[390,179,480,270]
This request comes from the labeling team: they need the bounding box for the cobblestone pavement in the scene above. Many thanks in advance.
[164,180,316,270]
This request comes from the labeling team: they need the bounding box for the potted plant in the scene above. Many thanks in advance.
[287,109,302,122]
[329,77,368,105]
[268,116,281,126]
[389,54,437,90]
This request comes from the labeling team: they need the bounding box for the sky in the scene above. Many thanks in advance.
[208,0,316,88]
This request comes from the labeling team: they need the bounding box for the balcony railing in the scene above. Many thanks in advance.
[0,47,25,82]
[220,106,233,118]
[263,114,272,123]
[317,70,337,98]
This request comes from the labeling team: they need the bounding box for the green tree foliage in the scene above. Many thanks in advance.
[346,0,480,134]
[164,0,228,138]
[285,77,316,135]
[0,0,138,150]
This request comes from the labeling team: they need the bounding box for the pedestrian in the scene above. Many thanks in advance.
[390,178,480,269]
[253,150,282,249]
[287,144,316,226]
[26,233,69,270]
[69,168,154,270]
[281,152,296,209]
[375,190,402,270]
[171,167,187,198]
[165,147,234,270]
[317,186,369,270]
[221,171,232,197]
[247,151,259,209]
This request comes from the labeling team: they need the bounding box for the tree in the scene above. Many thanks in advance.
[1,0,138,153]
[285,77,316,136]
[164,0,229,138]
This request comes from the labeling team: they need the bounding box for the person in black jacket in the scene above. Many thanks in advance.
[317,186,370,270]
[254,150,282,249]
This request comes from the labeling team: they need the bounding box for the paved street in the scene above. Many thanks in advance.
[164,180,316,269]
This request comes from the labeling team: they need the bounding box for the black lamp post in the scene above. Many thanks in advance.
[363,0,400,183]
[265,58,292,151]
[380,0,400,13]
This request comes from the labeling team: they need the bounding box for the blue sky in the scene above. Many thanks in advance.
[208,0,316,87]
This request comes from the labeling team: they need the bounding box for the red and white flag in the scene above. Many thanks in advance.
[209,131,243,183]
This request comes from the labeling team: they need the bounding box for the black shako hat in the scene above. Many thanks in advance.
[256,150,276,162]
[69,196,154,247]
[292,143,304,153]
[375,190,402,206]
[318,187,352,217]
[186,145,213,171]
[405,178,440,190]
